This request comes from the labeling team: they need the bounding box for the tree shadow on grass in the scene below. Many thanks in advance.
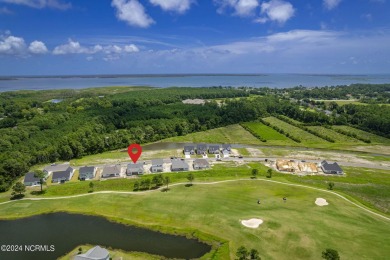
[185,184,193,187]
[31,190,46,195]
[10,194,25,200]
[161,188,170,192]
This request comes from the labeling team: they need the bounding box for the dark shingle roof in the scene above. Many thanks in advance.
[208,145,220,151]
[127,163,144,171]
[321,161,343,172]
[184,145,195,152]
[52,170,72,180]
[197,144,207,150]
[79,166,96,174]
[24,172,40,183]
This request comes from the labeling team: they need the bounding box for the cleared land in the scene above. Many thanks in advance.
[1,177,389,260]
[332,125,390,144]
[162,124,262,144]
[241,122,296,146]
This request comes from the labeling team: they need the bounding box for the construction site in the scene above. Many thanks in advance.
[273,159,320,175]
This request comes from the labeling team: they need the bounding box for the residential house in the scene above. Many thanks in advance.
[183,145,195,155]
[193,159,210,170]
[320,161,343,175]
[74,245,110,260]
[126,163,144,176]
[79,166,97,180]
[52,167,75,183]
[151,159,164,173]
[196,143,207,155]
[101,165,122,178]
[222,144,232,152]
[171,159,189,171]
[44,163,72,175]
[208,144,220,154]
[24,172,43,186]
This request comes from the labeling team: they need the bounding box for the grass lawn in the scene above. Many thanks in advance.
[162,124,262,145]
[1,176,389,259]
[241,122,296,146]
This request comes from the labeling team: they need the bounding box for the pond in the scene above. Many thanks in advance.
[0,212,211,260]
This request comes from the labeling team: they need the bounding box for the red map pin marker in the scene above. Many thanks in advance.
[127,144,142,163]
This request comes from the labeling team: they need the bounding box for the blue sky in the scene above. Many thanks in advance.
[0,0,389,75]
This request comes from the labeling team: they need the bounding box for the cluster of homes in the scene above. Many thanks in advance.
[23,158,213,186]
[183,143,231,158]
[275,159,343,175]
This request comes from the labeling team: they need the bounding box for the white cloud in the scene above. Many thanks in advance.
[124,44,139,52]
[111,0,154,28]
[53,39,140,59]
[214,0,259,17]
[323,0,342,10]
[0,35,26,55]
[0,0,71,10]
[53,39,91,55]
[28,40,48,54]
[258,0,295,24]
[149,0,194,13]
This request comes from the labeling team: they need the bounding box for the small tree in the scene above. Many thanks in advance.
[78,247,83,255]
[328,182,335,190]
[89,181,94,192]
[322,248,340,260]
[250,249,261,260]
[133,181,140,191]
[251,169,258,178]
[266,169,273,178]
[236,246,249,260]
[164,176,170,190]
[12,182,26,198]
[187,173,194,186]
[34,170,46,192]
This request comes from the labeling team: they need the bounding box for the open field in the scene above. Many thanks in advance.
[162,124,262,144]
[241,122,296,146]
[306,126,363,143]
[262,117,327,144]
[332,125,390,144]
[1,175,389,259]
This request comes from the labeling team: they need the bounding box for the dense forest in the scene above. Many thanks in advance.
[0,84,389,191]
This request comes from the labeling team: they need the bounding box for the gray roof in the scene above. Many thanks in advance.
[222,144,231,150]
[127,163,144,170]
[321,161,343,172]
[75,245,109,260]
[102,165,121,175]
[52,170,72,180]
[193,159,209,167]
[196,144,207,150]
[171,159,189,169]
[79,166,96,174]
[44,163,73,173]
[184,145,195,152]
[152,159,164,166]
[208,145,220,151]
[24,172,40,183]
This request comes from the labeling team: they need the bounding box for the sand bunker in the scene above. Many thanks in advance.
[315,198,329,206]
[241,218,263,228]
